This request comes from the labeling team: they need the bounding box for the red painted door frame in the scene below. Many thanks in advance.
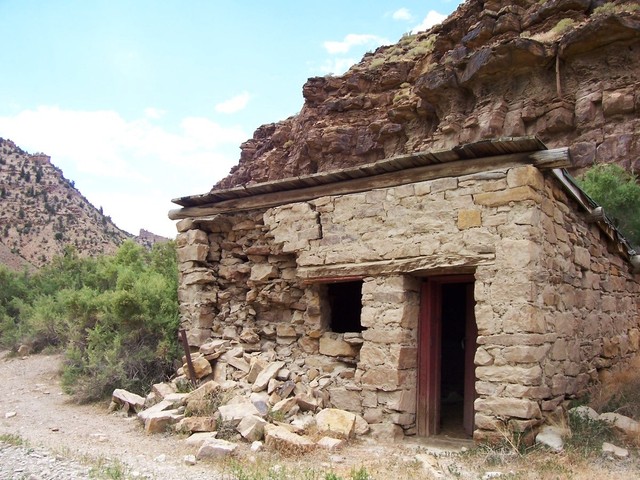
[417,275,476,437]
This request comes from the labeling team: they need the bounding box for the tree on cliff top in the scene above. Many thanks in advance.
[578,163,640,249]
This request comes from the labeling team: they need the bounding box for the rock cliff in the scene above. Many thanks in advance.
[216,0,640,189]
[0,138,131,268]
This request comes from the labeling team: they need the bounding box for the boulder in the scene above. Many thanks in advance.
[264,424,315,454]
[184,432,218,448]
[247,357,267,383]
[190,355,213,379]
[200,339,230,356]
[186,380,221,403]
[319,335,357,357]
[315,408,356,438]
[175,416,217,433]
[296,393,320,412]
[196,439,237,460]
[237,414,267,442]
[317,436,344,450]
[367,423,404,443]
[535,425,564,452]
[112,389,146,412]
[569,405,599,422]
[354,414,370,436]
[252,361,285,392]
[228,357,251,373]
[600,412,640,437]
[602,442,629,458]
[271,397,298,418]
[143,409,184,434]
[218,402,261,425]
[137,399,175,422]
[151,383,176,399]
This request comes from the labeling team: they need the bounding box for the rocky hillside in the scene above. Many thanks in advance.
[217,0,640,189]
[0,138,131,269]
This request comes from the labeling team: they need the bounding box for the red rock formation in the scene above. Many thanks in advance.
[216,0,640,189]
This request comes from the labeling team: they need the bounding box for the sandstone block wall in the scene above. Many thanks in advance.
[176,163,639,438]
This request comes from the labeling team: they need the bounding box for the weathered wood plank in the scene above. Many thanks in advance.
[298,255,494,280]
[168,150,564,219]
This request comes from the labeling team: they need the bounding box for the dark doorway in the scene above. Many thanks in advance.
[417,275,477,437]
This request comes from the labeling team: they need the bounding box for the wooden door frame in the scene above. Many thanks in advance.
[417,274,476,437]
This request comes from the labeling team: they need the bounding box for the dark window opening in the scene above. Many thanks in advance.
[327,280,363,333]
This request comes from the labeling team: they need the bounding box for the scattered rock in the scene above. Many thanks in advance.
[315,408,356,438]
[183,454,197,465]
[602,442,629,458]
[367,423,404,443]
[142,409,184,434]
[111,389,146,413]
[196,438,237,460]
[175,416,217,433]
[190,355,213,379]
[237,415,267,442]
[250,440,263,452]
[252,361,285,392]
[184,432,218,448]
[317,436,344,450]
[219,402,262,426]
[600,412,640,437]
[535,425,565,452]
[264,424,315,454]
[569,405,599,422]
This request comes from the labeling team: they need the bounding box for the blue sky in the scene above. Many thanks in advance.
[0,1,461,238]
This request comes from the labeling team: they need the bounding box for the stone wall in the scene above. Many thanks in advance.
[176,163,639,439]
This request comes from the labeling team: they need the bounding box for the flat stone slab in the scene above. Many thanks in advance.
[218,402,261,425]
[184,432,218,448]
[264,424,315,453]
[316,408,356,438]
[196,439,237,460]
[112,389,145,411]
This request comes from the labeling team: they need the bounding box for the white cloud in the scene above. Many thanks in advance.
[215,92,251,114]
[412,10,447,33]
[144,107,165,119]
[323,34,387,55]
[0,106,248,237]
[392,8,412,21]
[318,58,358,76]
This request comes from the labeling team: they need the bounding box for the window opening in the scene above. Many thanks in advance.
[326,280,363,333]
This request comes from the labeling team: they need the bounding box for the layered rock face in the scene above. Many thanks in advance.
[217,0,640,189]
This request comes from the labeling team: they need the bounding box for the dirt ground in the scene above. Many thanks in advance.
[2,351,640,480]
[0,351,468,479]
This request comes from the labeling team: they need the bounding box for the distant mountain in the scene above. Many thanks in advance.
[0,138,167,270]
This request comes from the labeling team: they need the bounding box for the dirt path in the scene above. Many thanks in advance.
[0,351,227,479]
[8,351,632,479]
[0,351,451,480]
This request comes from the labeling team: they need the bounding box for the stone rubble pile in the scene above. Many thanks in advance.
[111,337,394,460]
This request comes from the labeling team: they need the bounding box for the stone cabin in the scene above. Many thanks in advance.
[169,136,640,441]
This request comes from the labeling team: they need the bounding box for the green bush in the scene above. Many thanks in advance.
[0,240,180,402]
[578,163,640,248]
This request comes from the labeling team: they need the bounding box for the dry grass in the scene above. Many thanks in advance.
[589,356,640,421]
